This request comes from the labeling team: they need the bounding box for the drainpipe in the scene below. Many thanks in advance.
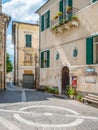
[38,14,41,90]
[17,24,20,86]
[4,21,7,89]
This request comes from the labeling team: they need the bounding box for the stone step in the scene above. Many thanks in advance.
[88,94,98,99]
[82,97,98,104]
[85,95,98,101]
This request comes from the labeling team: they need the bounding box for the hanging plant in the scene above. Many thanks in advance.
[54,15,58,19]
[72,16,79,22]
[58,11,63,16]
[66,6,72,14]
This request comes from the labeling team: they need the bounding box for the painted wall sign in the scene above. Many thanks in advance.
[85,68,97,76]
[85,76,96,84]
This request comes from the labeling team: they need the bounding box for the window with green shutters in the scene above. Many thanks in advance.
[59,0,73,23]
[25,34,32,47]
[86,36,98,64]
[41,50,50,68]
[41,10,50,32]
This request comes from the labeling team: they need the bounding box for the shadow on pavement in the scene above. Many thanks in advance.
[0,82,57,104]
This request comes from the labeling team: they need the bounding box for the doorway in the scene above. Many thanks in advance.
[62,66,70,94]
[22,74,34,89]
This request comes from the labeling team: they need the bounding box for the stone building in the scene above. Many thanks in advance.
[36,0,98,95]
[0,0,11,89]
[12,22,39,89]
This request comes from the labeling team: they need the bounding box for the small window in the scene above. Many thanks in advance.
[25,34,32,47]
[72,46,78,58]
[56,52,59,60]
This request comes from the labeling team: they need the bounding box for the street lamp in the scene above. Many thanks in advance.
[0,67,3,89]
[35,53,38,89]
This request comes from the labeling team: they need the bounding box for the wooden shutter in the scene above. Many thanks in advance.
[41,52,44,68]
[86,37,93,64]
[47,10,50,29]
[47,50,50,68]
[59,0,63,23]
[41,15,44,31]
[28,35,31,47]
[93,0,97,2]
[68,0,72,7]
[68,0,73,20]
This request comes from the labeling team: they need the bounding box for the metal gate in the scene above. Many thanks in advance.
[22,74,34,89]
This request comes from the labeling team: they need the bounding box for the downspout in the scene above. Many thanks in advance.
[17,24,19,86]
[4,21,7,89]
[38,14,41,90]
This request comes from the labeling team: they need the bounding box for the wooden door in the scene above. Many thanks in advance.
[62,66,69,94]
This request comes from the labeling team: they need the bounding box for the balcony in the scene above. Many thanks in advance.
[51,7,79,33]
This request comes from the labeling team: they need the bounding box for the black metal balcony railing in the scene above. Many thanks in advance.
[51,7,79,29]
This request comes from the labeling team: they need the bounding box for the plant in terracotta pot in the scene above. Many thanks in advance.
[58,11,63,16]
[67,87,75,99]
[72,16,79,22]
[67,6,72,14]
[71,16,79,26]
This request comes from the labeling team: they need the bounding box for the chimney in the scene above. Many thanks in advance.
[0,0,2,12]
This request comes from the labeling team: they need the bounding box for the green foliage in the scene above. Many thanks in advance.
[72,16,79,22]
[6,53,13,73]
[76,94,82,100]
[45,86,58,94]
[67,87,75,95]
[58,11,63,16]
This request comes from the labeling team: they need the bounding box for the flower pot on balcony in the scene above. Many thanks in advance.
[71,20,79,26]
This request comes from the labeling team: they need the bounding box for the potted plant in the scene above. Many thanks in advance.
[76,94,83,102]
[71,16,79,26]
[67,6,72,14]
[58,11,63,17]
[67,87,75,99]
[54,15,58,19]
[72,16,79,22]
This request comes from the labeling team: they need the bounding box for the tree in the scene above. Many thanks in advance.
[6,53,13,73]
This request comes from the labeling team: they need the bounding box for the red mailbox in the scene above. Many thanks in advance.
[72,76,77,88]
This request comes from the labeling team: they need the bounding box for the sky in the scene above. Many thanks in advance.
[2,0,47,60]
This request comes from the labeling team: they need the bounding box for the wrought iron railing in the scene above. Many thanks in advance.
[51,7,79,29]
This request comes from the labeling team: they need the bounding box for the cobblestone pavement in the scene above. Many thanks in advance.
[0,83,98,130]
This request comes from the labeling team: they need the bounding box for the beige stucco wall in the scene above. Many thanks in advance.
[39,1,98,94]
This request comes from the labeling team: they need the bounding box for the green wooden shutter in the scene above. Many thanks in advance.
[47,10,50,29]
[68,0,72,6]
[86,37,93,64]
[26,35,28,47]
[93,0,97,2]
[41,15,44,31]
[47,50,50,68]
[68,0,73,20]
[59,0,63,23]
[41,52,44,68]
[28,35,31,47]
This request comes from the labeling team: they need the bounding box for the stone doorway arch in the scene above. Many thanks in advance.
[62,66,70,94]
